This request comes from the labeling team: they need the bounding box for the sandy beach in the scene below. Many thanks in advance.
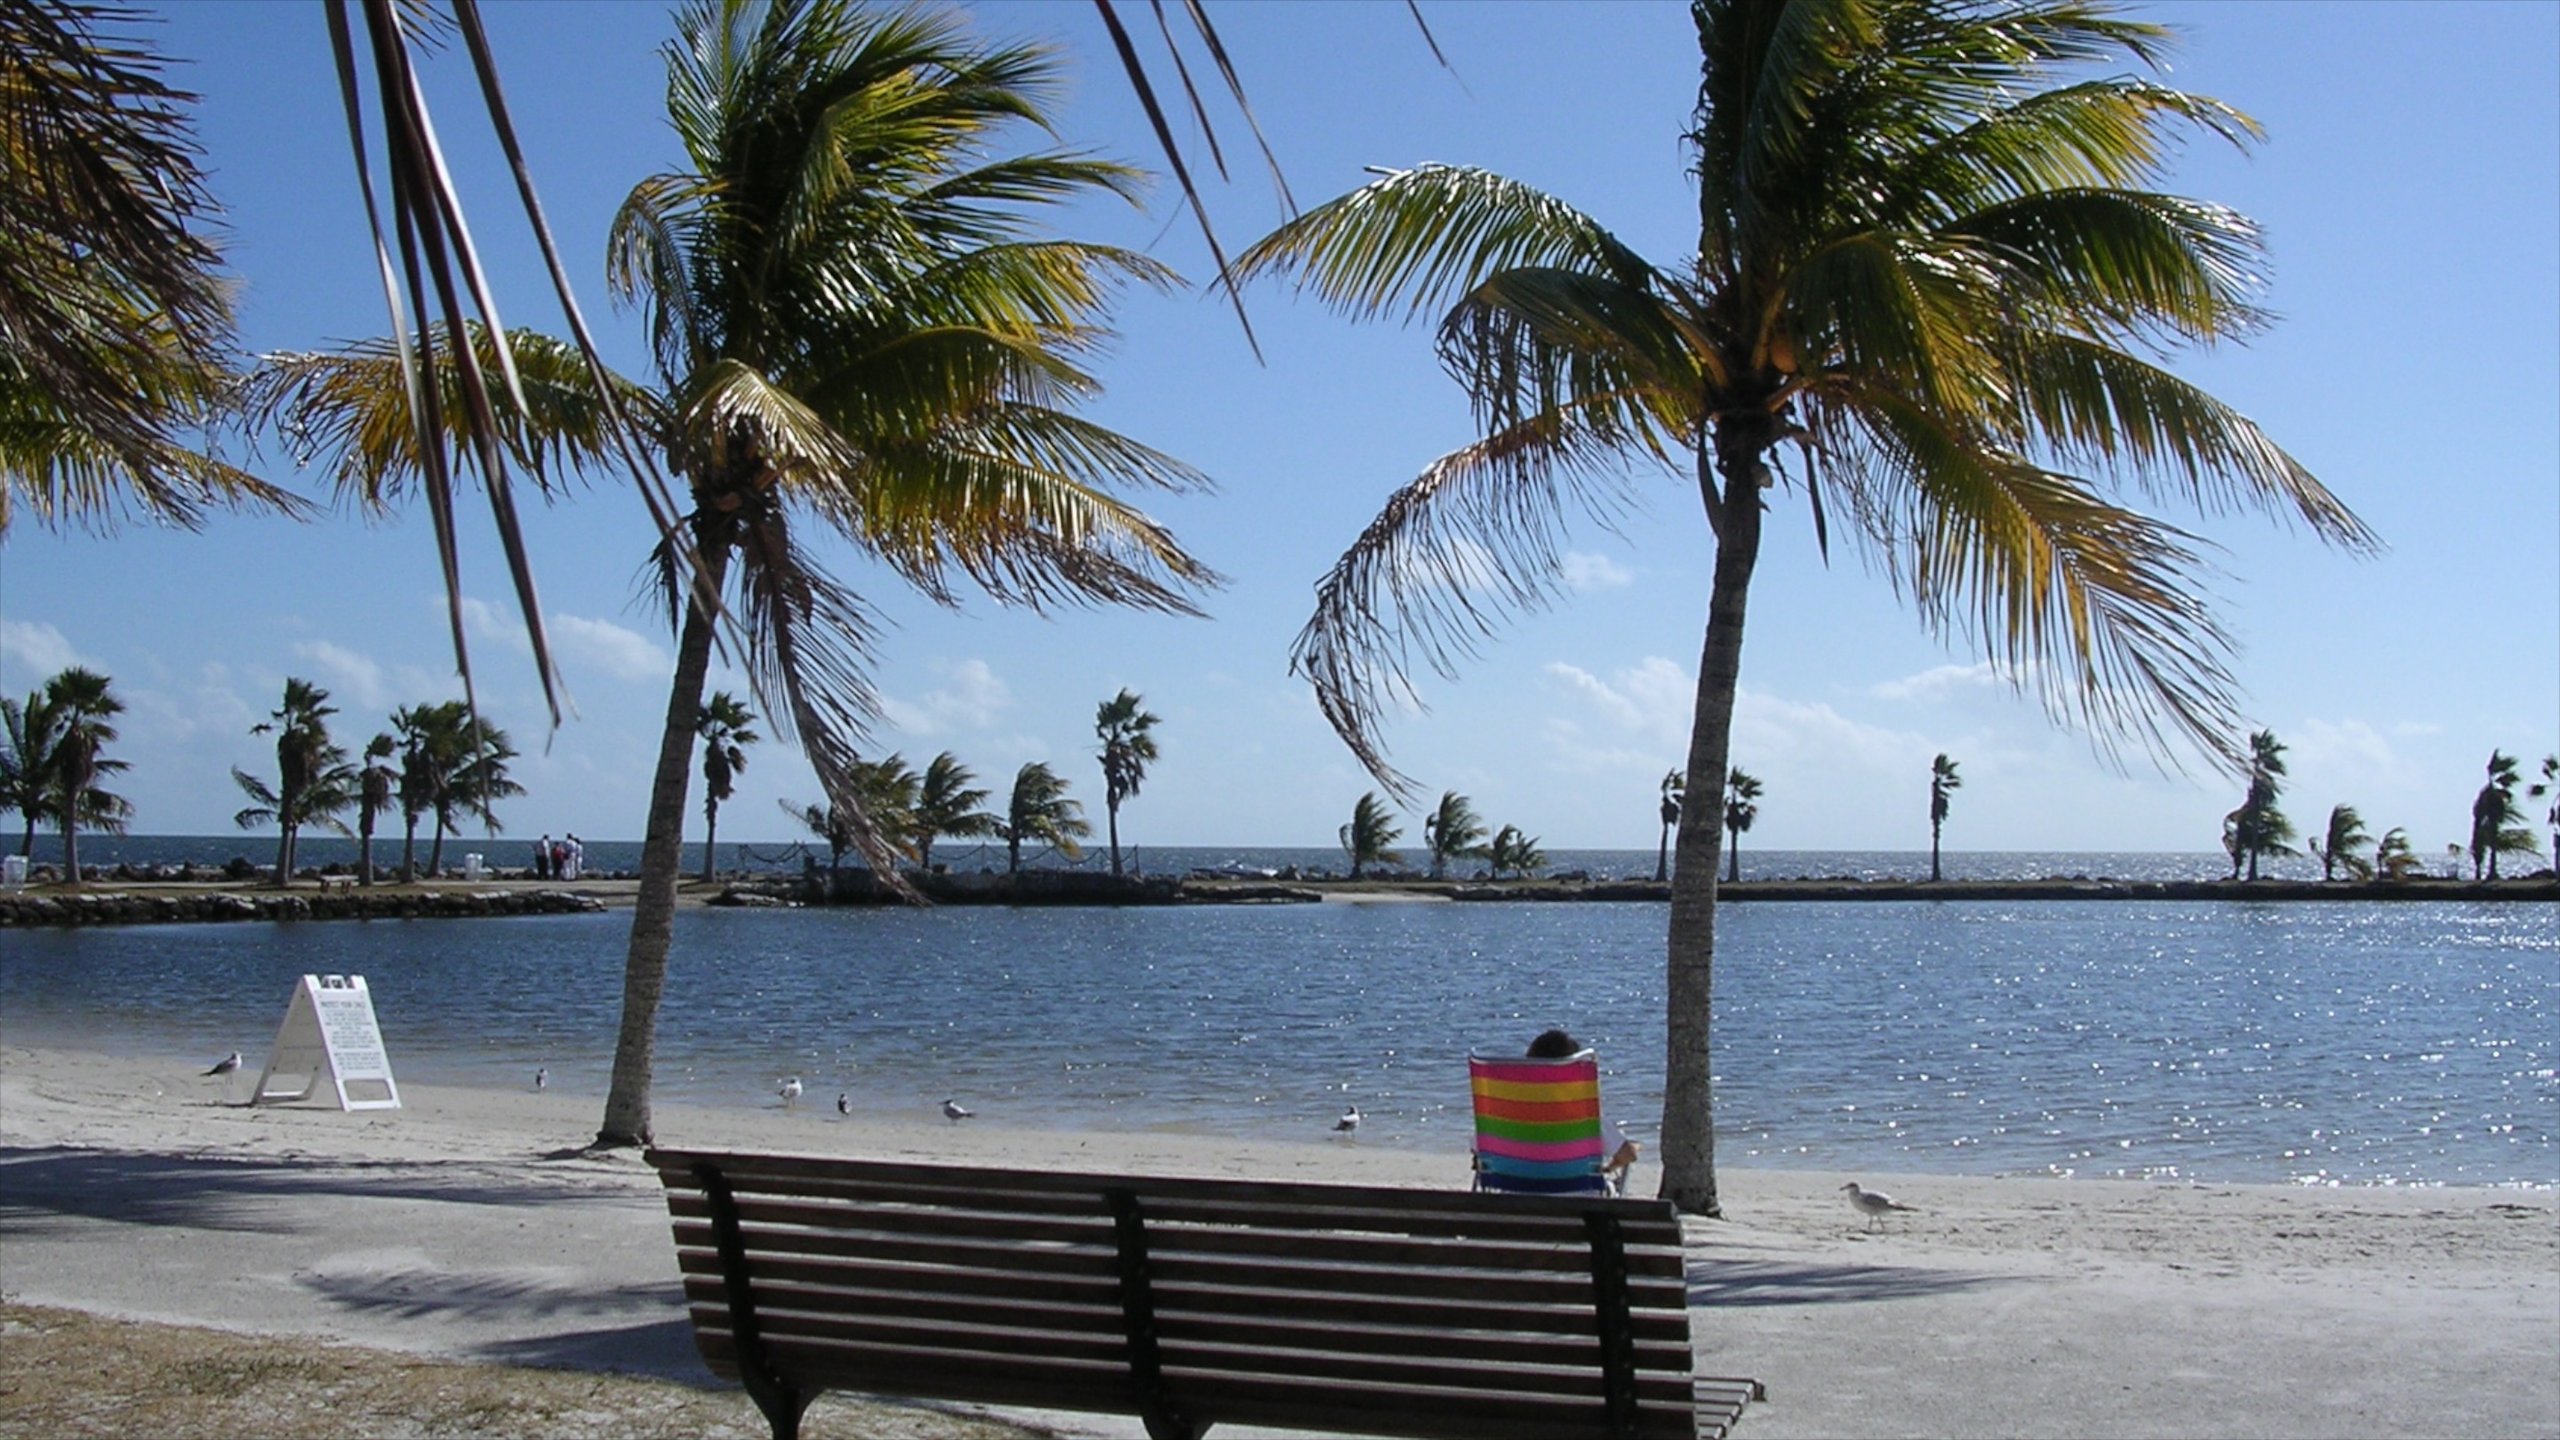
[1,1042,2551,1439]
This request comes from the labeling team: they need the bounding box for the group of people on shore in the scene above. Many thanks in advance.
[532,834,584,881]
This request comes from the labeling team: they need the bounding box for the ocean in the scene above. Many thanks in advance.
[4,855,2550,1189]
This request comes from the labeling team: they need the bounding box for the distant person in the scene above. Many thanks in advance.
[1523,1028,1640,1191]
[564,833,584,881]
[533,836,552,880]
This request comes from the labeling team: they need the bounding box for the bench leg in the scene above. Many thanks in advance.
[1142,1412,1205,1440]
[759,1386,813,1440]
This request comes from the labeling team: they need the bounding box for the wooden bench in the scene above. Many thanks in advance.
[648,1147,1759,1440]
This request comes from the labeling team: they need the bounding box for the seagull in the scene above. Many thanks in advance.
[533,1067,548,1091]
[1841,1181,1919,1232]
[203,1051,242,1078]
[779,1076,803,1109]
[835,1092,850,1116]
[943,1098,975,1123]
[1334,1106,1361,1133]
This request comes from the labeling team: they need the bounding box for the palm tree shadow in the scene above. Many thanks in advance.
[1688,1254,2013,1307]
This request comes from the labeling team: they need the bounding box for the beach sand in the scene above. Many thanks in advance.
[2,1043,2551,1439]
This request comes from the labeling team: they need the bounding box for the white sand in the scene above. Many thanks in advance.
[2,1042,2552,1439]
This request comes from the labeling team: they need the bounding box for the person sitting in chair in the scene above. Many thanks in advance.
[1524,1029,1641,1192]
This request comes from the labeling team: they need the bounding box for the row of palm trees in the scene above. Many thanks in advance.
[2225,732,2553,882]
[1341,790,1544,880]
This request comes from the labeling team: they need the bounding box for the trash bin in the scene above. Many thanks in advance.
[463,853,484,881]
[1,855,25,889]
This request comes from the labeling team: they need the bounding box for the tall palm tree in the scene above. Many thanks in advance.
[248,1,1216,1150]
[1655,770,1685,883]
[0,0,302,536]
[694,690,758,882]
[390,702,448,883]
[32,667,129,882]
[845,754,923,863]
[1486,824,1544,880]
[1235,0,2373,1214]
[2374,826,2422,881]
[1722,768,1761,885]
[1,687,65,857]
[425,717,526,874]
[2309,802,2372,882]
[912,752,999,872]
[356,732,398,885]
[1095,688,1161,877]
[2227,729,2292,881]
[232,677,354,885]
[1000,761,1090,875]
[2469,750,2537,880]
[1929,754,1961,882]
[1339,792,1404,879]
[1422,789,1488,880]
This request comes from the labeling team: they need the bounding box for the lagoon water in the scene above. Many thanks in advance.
[6,881,2551,1189]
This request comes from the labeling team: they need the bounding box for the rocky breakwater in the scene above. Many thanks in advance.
[0,886,608,928]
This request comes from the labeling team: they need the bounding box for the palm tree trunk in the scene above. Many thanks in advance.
[429,818,448,878]
[401,819,417,883]
[598,544,729,1149]
[1931,822,1942,883]
[1660,432,1766,1219]
[1724,828,1739,885]
[701,800,719,884]
[1655,825,1669,884]
[359,816,376,885]
[61,809,80,886]
[1107,800,1124,877]
[274,824,293,887]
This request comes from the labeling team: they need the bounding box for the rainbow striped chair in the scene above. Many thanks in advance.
[1469,1050,1616,1195]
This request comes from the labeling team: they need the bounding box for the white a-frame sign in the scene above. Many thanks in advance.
[252,973,400,1110]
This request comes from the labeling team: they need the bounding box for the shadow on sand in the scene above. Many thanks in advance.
[0,1145,640,1234]
[1688,1254,2014,1307]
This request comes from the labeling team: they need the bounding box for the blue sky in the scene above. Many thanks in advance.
[2,0,2553,857]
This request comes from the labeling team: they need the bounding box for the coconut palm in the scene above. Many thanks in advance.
[1929,754,1961,882]
[0,0,302,536]
[2308,803,2372,882]
[1095,689,1161,877]
[912,752,1000,873]
[389,702,449,883]
[845,754,923,863]
[1,687,65,857]
[2374,827,2422,881]
[999,761,1090,875]
[1722,768,1761,885]
[1486,824,1545,880]
[427,717,526,873]
[356,733,398,885]
[2469,750,2538,880]
[780,799,861,885]
[2226,729,2293,881]
[1422,789,1489,880]
[1339,792,1404,879]
[248,1,1216,1149]
[23,667,131,882]
[1655,770,1684,883]
[1235,1,2374,1213]
[232,677,354,885]
[695,691,758,882]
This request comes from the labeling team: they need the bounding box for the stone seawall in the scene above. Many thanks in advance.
[0,887,608,928]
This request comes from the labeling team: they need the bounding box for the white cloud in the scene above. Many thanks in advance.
[0,618,83,682]
[1869,661,2021,703]
[462,598,668,684]
[880,657,1014,737]
[1543,657,1693,748]
[1560,551,1634,592]
[291,639,389,711]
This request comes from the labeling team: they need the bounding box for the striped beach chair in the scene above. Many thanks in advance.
[1469,1050,1614,1195]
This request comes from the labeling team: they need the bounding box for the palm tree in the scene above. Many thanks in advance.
[2372,827,2422,880]
[0,0,302,536]
[1235,1,2373,1214]
[912,752,999,873]
[2469,750,2538,880]
[1929,755,1961,882]
[1655,770,1684,883]
[2308,803,2373,882]
[2540,756,2558,868]
[1486,824,1545,880]
[248,2,1215,1150]
[1339,792,1404,879]
[428,717,526,873]
[389,702,448,883]
[356,733,398,885]
[1,687,65,857]
[781,799,861,886]
[694,691,758,882]
[846,755,923,864]
[232,677,354,886]
[29,667,130,882]
[1095,689,1161,877]
[1722,768,1761,885]
[2227,729,2294,881]
[1422,789,1489,880]
[1000,761,1090,875]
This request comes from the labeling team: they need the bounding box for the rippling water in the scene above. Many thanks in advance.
[5,900,2550,1187]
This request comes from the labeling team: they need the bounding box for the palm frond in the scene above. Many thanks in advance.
[1956,188,2274,347]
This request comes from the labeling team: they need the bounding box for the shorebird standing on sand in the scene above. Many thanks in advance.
[943,1098,975,1123]
[836,1092,851,1116]
[1841,1181,1919,1232]
[779,1076,803,1109]
[203,1051,242,1078]
[1334,1106,1361,1134]
[534,1067,548,1090]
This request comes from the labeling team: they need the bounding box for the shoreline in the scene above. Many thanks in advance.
[3,1041,2553,1438]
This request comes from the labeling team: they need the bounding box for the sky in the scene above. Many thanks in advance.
[2,0,2553,858]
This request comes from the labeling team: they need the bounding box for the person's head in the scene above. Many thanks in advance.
[1526,1028,1582,1059]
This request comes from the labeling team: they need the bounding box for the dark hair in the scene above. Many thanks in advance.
[1525,1028,1582,1059]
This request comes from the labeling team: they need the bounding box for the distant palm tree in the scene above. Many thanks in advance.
[1096,689,1161,877]
[1422,789,1488,880]
[389,702,446,883]
[1929,755,1961,882]
[1722,769,1761,885]
[999,762,1091,875]
[694,691,758,882]
[846,755,923,864]
[1,687,65,857]
[1486,824,1545,880]
[2374,827,2423,881]
[2309,803,2373,882]
[1339,792,1404,879]
[387,700,524,878]
[2227,729,2294,881]
[356,733,398,885]
[232,677,354,886]
[2540,756,2558,868]
[2469,750,2538,880]
[1655,770,1684,883]
[912,753,1000,873]
[780,799,861,886]
[31,667,130,883]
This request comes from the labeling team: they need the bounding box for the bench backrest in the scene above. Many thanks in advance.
[649,1147,1697,1440]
